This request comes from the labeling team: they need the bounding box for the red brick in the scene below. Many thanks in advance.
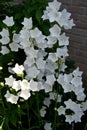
[80,0,87,6]
[78,15,87,23]
[76,22,87,29]
[67,6,85,15]
[58,0,72,5]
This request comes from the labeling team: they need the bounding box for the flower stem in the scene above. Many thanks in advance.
[36,93,41,130]
[25,101,30,130]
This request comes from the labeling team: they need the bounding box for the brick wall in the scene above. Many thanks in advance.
[57,0,87,83]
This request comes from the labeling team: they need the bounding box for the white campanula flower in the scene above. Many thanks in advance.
[27,65,39,79]
[49,92,57,100]
[72,67,83,77]
[42,0,61,22]
[0,46,9,55]
[40,106,47,117]
[47,10,61,23]
[22,17,33,29]
[20,29,30,39]
[46,35,57,48]
[48,53,58,62]
[24,46,38,58]
[65,115,74,124]
[56,46,69,59]
[81,100,87,111]
[57,106,66,115]
[12,80,21,91]
[36,58,46,70]
[5,75,16,87]
[29,79,38,91]
[4,90,18,104]
[24,56,35,68]
[48,0,61,12]
[45,60,58,73]
[49,24,61,37]
[64,99,82,113]
[57,9,75,29]
[43,97,51,107]
[9,42,20,52]
[13,33,21,43]
[12,63,24,75]
[30,27,42,38]
[58,33,69,46]
[0,37,10,45]
[0,28,9,37]
[3,16,14,27]
[46,74,55,86]
[20,79,30,90]
[71,76,82,87]
[18,89,31,100]
[44,83,53,93]
[44,122,52,130]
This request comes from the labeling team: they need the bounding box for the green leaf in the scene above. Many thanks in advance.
[35,9,42,23]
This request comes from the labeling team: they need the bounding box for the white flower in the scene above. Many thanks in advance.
[0,37,10,45]
[44,122,52,130]
[72,67,83,77]
[36,58,46,70]
[43,97,51,107]
[5,75,15,86]
[58,33,69,46]
[57,106,66,115]
[48,53,58,62]
[20,79,30,90]
[25,47,38,58]
[81,100,87,111]
[12,80,21,91]
[48,0,61,12]
[4,90,18,104]
[44,83,53,93]
[30,27,42,38]
[71,77,82,87]
[49,24,61,37]
[65,115,74,124]
[19,89,31,100]
[45,60,58,73]
[13,33,21,43]
[24,56,35,68]
[46,35,57,47]
[12,63,24,75]
[27,65,39,79]
[48,10,61,23]
[22,17,32,29]
[49,92,56,100]
[0,28,9,37]
[57,9,75,29]
[46,74,55,86]
[0,46,9,55]
[3,16,14,26]
[40,106,46,117]
[29,80,38,91]
[56,46,69,59]
[20,29,30,39]
[9,42,19,52]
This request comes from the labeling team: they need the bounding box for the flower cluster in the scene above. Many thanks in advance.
[0,0,87,129]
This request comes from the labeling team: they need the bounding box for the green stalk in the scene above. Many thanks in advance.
[36,93,41,130]
[17,104,23,130]
[25,101,30,130]
[0,90,10,130]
